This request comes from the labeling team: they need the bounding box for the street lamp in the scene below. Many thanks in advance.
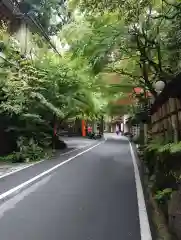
[153,80,165,94]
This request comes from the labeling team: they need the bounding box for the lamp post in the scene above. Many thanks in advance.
[153,80,165,94]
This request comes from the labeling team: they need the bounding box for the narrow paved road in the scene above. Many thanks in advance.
[0,136,144,240]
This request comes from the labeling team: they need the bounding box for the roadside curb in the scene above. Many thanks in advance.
[130,142,174,240]
[129,141,152,240]
[0,149,74,180]
[0,160,45,180]
[0,141,104,204]
[0,143,96,180]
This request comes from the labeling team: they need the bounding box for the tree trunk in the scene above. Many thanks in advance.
[100,116,104,134]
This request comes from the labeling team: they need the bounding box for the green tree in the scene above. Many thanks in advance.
[0,26,103,160]
[65,0,181,97]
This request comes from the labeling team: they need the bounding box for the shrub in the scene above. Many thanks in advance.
[15,136,44,162]
[154,188,173,205]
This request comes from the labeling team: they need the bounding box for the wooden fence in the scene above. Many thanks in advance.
[151,74,181,142]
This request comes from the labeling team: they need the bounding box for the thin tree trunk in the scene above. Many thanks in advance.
[100,116,104,134]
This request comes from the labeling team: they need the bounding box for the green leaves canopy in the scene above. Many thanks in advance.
[64,0,181,106]
[0,26,104,151]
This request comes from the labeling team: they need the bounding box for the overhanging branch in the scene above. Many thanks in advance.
[113,69,142,79]
[163,0,181,8]
[153,11,181,20]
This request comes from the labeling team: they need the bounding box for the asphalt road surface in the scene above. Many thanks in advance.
[0,135,146,240]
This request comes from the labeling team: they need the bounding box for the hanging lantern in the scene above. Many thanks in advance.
[153,81,165,93]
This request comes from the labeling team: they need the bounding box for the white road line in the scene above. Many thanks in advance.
[0,147,87,180]
[58,148,79,156]
[129,142,152,240]
[0,141,104,201]
[0,175,52,219]
[0,160,44,180]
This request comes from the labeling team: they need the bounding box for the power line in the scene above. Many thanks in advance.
[12,0,62,56]
[27,14,61,56]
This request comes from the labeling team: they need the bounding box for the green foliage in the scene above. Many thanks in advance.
[147,138,181,155]
[0,25,105,162]
[158,143,172,153]
[20,0,70,34]
[63,0,181,218]
[16,137,45,162]
[0,154,16,162]
[154,188,173,205]
[146,137,165,152]
[65,0,181,104]
[169,141,181,154]
[2,0,181,163]
[144,137,181,194]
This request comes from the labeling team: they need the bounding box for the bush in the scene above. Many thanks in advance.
[141,137,181,194]
[15,136,45,162]
[0,153,17,162]
[154,188,173,205]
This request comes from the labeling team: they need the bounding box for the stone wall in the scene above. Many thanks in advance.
[168,188,181,239]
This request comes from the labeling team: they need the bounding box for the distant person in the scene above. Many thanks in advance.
[87,125,92,137]
[116,125,119,135]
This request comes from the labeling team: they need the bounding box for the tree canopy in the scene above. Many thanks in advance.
[64,0,181,95]
[1,0,181,160]
[0,23,105,160]
[53,0,181,119]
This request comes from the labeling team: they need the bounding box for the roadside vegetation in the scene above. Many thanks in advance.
[1,0,181,236]
[0,23,106,162]
[63,0,181,238]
